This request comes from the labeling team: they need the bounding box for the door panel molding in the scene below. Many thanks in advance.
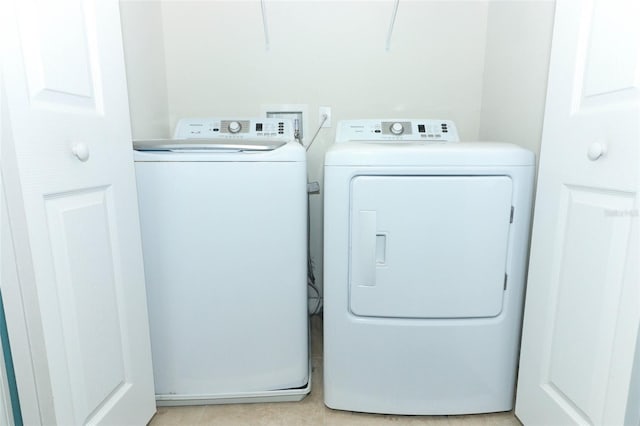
[516,0,640,424]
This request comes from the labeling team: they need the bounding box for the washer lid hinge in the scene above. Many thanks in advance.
[510,206,514,223]
[504,273,508,291]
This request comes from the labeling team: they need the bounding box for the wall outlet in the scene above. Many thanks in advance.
[319,106,332,128]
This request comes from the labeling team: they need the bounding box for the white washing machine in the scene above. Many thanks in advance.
[323,119,535,415]
[134,118,309,405]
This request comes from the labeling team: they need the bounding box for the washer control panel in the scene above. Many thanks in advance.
[336,119,459,143]
[174,118,293,141]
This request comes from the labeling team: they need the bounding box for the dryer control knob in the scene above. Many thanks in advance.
[228,121,242,133]
[390,122,404,135]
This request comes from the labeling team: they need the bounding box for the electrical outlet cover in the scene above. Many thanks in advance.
[319,106,332,128]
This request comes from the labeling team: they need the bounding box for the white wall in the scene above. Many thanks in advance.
[119,0,555,297]
[160,1,490,138]
[120,1,170,139]
[479,0,555,156]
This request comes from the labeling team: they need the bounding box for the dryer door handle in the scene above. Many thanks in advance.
[352,211,377,287]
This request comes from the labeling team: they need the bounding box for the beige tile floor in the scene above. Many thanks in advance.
[149,316,522,426]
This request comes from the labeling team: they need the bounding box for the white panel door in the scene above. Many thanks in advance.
[516,1,640,425]
[0,70,13,426]
[0,0,156,424]
[0,320,13,426]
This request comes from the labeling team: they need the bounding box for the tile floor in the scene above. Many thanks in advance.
[149,316,522,426]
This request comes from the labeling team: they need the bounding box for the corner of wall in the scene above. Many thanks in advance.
[120,0,171,139]
[478,1,556,157]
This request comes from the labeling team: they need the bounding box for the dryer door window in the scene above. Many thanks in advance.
[349,175,513,319]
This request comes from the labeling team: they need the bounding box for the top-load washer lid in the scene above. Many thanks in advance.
[133,138,285,152]
[133,117,295,152]
[133,117,305,162]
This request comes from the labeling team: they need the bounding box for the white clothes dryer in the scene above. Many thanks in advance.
[134,118,309,405]
[323,119,535,415]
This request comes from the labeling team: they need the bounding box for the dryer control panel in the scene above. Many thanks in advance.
[335,119,460,143]
[174,117,294,141]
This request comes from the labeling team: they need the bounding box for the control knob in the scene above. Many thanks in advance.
[390,122,404,135]
[228,121,242,134]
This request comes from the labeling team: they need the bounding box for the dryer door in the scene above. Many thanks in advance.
[349,175,513,319]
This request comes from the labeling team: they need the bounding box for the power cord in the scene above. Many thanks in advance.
[306,182,322,316]
[299,114,327,315]
[303,113,328,151]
